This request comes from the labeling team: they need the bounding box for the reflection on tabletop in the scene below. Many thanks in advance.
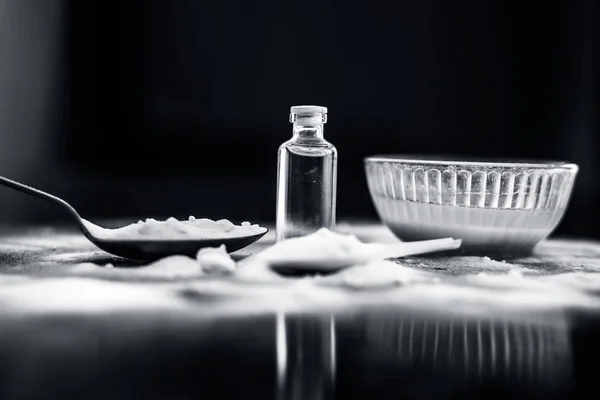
[0,304,589,399]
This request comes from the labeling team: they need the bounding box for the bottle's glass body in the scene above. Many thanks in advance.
[276,107,337,241]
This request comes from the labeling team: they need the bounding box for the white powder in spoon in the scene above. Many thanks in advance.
[82,217,266,240]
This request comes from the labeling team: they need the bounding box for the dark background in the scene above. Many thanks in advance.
[0,0,598,238]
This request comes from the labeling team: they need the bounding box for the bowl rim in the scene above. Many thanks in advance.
[364,155,579,171]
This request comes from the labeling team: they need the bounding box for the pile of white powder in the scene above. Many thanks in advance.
[82,217,266,240]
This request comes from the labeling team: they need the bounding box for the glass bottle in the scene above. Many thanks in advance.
[276,105,337,241]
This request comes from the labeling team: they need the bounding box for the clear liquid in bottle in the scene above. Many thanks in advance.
[276,106,337,241]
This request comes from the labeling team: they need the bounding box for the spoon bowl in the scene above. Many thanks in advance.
[84,234,268,261]
[81,221,268,261]
[0,175,268,261]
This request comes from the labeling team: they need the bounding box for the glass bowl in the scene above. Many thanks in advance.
[364,155,579,257]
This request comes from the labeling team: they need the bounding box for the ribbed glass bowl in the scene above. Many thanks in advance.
[365,156,579,257]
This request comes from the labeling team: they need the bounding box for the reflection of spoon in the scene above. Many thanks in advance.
[0,175,268,260]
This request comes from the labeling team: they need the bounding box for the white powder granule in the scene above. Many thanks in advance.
[196,245,237,275]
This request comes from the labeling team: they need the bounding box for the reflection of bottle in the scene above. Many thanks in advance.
[276,312,336,400]
[276,106,337,241]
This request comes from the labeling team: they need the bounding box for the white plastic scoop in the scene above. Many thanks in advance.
[242,228,461,273]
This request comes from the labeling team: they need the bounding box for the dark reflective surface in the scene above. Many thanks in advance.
[0,305,597,399]
[280,308,575,399]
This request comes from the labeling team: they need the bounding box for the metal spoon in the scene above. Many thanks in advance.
[0,175,268,261]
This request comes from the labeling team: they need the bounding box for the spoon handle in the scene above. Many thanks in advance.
[0,174,82,222]
[380,237,462,259]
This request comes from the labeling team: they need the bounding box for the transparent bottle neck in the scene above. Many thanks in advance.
[293,123,324,140]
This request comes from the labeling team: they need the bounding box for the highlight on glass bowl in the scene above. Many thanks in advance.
[364,155,579,257]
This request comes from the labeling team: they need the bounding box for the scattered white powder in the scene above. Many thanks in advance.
[64,228,600,308]
[479,256,510,268]
[314,260,439,290]
[235,259,286,282]
[8,230,600,315]
[196,245,236,275]
[82,217,266,240]
[508,269,524,278]
[539,272,600,291]
[69,228,458,282]
[72,256,204,279]
[70,245,236,279]
[466,269,553,291]
[0,278,186,313]
[140,255,204,278]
